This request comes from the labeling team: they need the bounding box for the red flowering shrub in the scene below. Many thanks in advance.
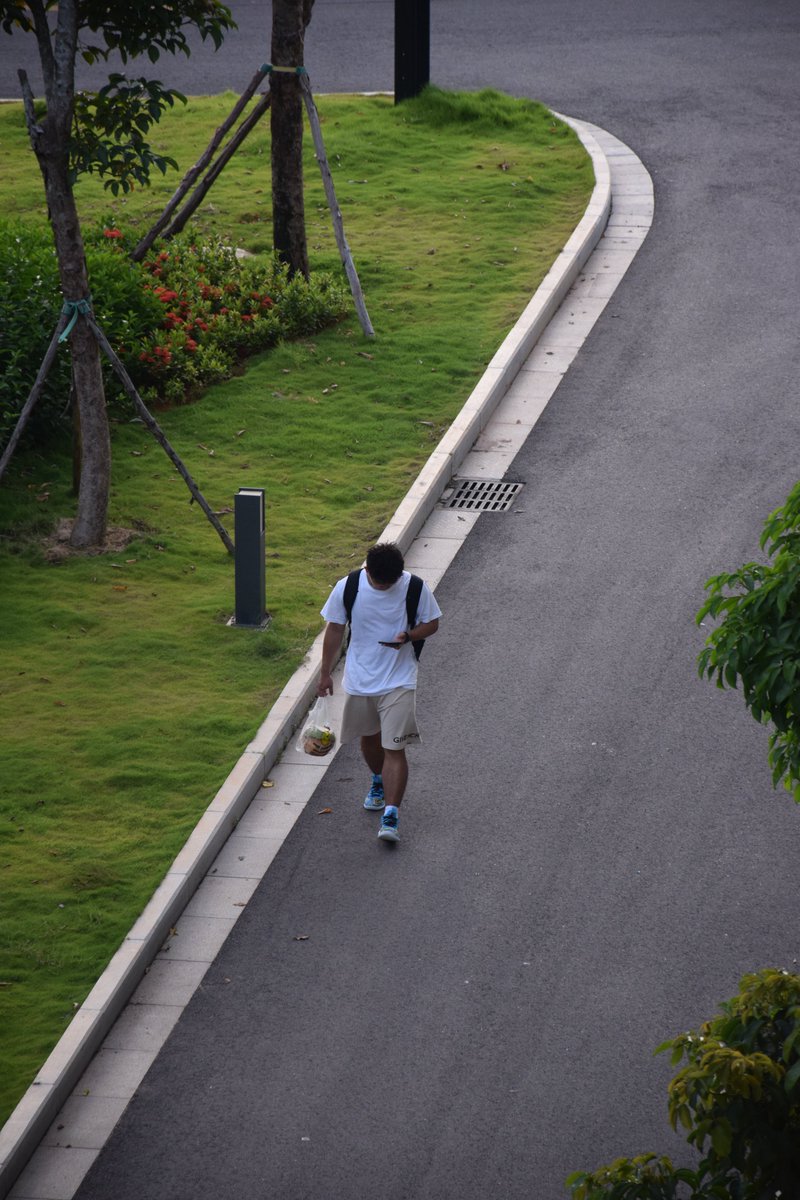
[83,225,348,405]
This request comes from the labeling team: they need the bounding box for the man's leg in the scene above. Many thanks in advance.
[360,732,384,777]
[381,747,408,808]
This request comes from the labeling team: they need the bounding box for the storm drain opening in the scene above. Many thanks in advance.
[441,478,524,512]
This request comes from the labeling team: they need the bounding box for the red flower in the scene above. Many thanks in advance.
[185,338,198,353]
[103,228,123,239]
[241,314,253,322]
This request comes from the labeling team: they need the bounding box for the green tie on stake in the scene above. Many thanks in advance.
[58,297,93,342]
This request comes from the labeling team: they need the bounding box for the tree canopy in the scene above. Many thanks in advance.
[697,480,800,801]
[2,0,235,195]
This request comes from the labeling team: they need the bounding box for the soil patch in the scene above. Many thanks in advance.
[43,518,142,562]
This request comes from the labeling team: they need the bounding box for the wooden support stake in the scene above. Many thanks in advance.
[131,67,271,262]
[299,75,375,338]
[160,93,273,243]
[0,313,68,484]
[85,316,235,556]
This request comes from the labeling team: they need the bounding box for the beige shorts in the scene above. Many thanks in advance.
[340,687,420,750]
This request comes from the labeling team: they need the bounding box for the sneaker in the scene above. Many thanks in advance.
[363,775,385,811]
[378,806,399,842]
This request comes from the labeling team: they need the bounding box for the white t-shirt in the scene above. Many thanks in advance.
[321,569,442,695]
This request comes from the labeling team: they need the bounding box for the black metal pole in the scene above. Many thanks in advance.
[394,0,430,104]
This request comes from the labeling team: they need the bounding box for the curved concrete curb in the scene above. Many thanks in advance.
[0,115,624,1200]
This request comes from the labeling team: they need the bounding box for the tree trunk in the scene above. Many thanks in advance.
[20,0,111,549]
[41,136,111,547]
[270,0,315,278]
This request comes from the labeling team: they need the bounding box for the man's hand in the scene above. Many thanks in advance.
[318,622,345,696]
[317,673,334,696]
[378,632,409,650]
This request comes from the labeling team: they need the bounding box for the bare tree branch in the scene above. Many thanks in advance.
[17,69,42,147]
[25,0,55,92]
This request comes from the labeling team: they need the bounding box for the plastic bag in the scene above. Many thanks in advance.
[296,696,337,757]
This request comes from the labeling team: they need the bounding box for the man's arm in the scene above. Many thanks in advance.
[410,618,439,642]
[318,622,346,695]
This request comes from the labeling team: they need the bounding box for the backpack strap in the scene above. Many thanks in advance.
[405,574,425,661]
[343,569,361,628]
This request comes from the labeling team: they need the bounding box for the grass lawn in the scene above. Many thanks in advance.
[0,86,593,1124]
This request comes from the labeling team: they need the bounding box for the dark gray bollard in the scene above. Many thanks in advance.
[232,487,269,628]
[394,0,430,103]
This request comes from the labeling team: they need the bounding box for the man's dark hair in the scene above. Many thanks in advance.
[366,542,404,585]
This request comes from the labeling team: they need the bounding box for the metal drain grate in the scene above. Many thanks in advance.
[442,478,524,512]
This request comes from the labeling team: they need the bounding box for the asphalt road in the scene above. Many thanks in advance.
[9,1,798,1196]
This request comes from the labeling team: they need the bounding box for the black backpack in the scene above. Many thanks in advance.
[343,570,426,660]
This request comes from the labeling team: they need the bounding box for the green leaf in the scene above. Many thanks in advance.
[677,1104,693,1131]
[784,1058,800,1092]
[709,1121,731,1158]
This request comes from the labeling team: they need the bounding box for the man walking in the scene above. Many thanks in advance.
[317,542,441,842]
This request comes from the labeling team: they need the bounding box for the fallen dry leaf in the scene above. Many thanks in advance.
[293,934,310,941]
[261,780,275,789]
[317,807,333,815]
